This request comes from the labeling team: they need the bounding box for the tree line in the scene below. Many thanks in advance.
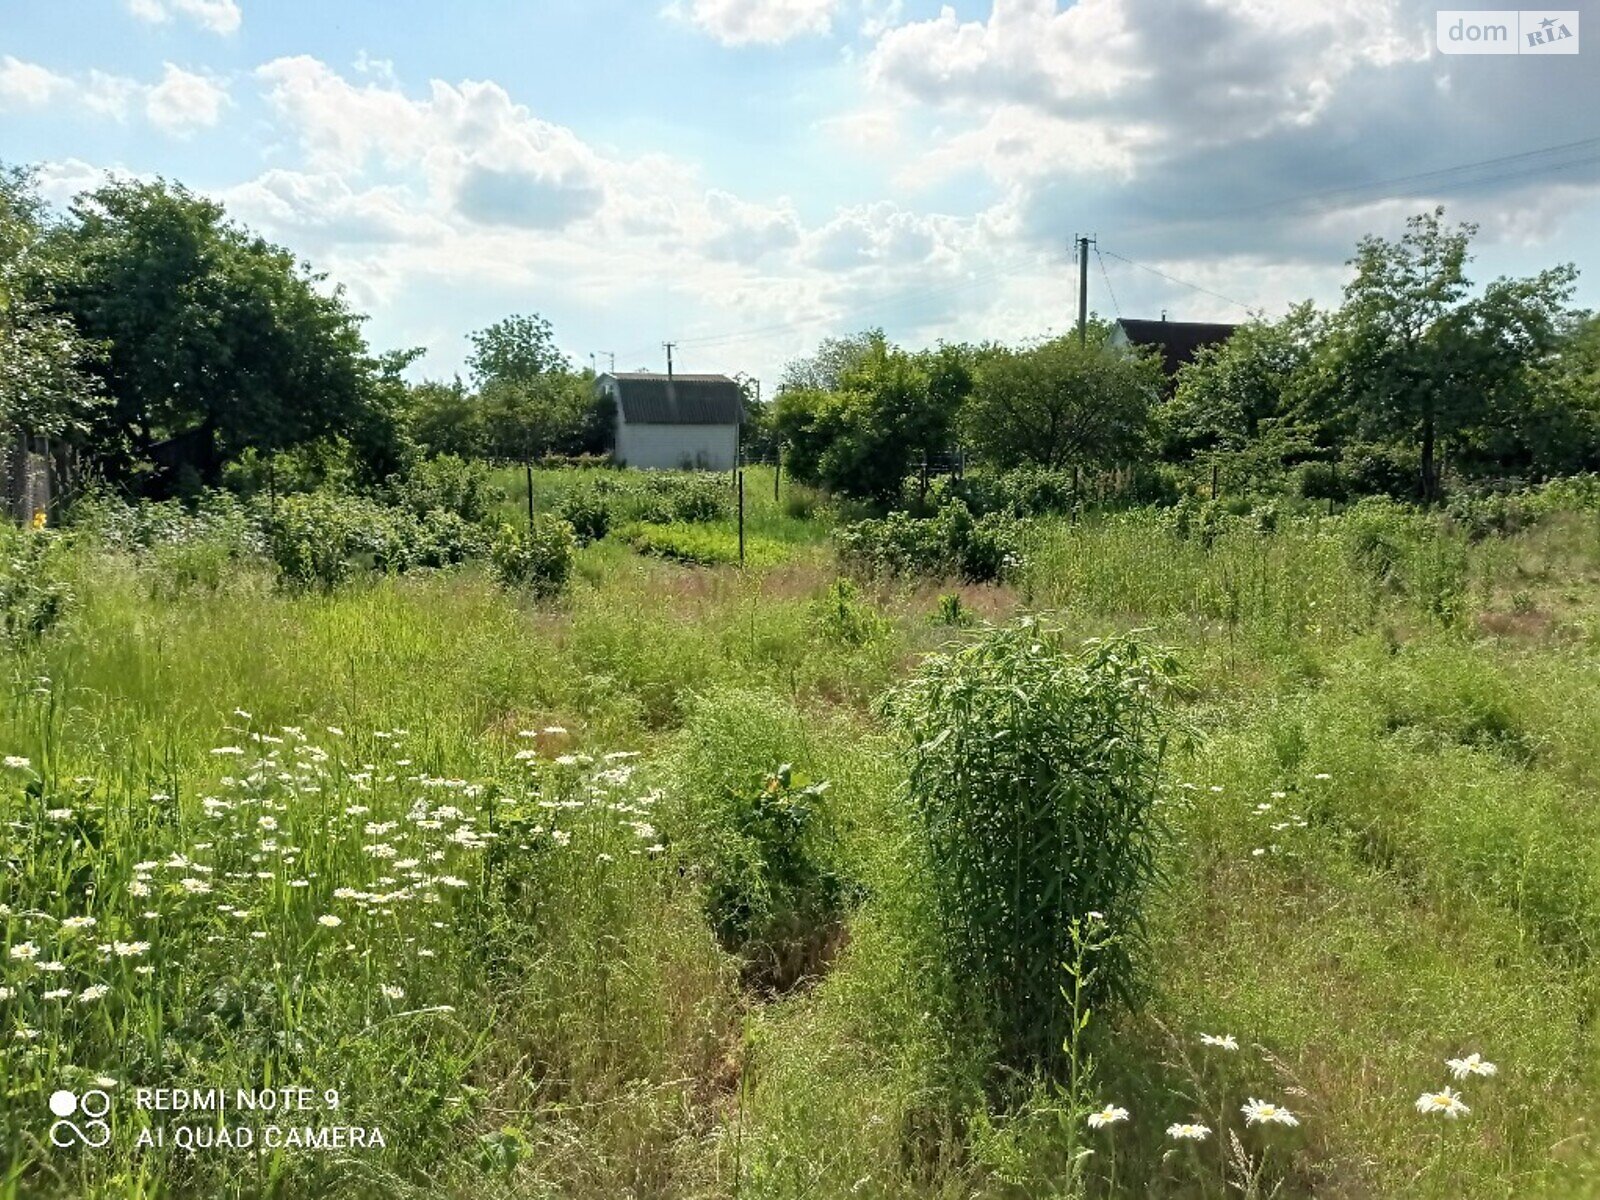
[4,157,1596,508]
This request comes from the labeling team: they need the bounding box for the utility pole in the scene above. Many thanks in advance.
[663,342,677,379]
[605,352,615,373]
[1075,234,1095,345]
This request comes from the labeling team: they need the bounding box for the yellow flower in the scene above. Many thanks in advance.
[31,510,47,530]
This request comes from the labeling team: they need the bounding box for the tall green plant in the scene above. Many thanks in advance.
[880,620,1177,1077]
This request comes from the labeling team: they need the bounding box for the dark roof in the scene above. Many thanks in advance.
[1114,318,1239,376]
[601,373,745,425]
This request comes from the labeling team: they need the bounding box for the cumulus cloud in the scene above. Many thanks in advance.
[127,0,242,36]
[665,0,840,46]
[0,56,71,109]
[145,64,230,134]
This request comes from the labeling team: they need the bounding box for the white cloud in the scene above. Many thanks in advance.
[0,56,71,109]
[127,0,242,36]
[145,64,230,134]
[665,0,841,46]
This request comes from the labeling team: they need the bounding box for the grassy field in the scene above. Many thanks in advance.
[4,474,1600,1198]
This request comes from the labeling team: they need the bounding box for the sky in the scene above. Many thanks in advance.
[2,0,1597,385]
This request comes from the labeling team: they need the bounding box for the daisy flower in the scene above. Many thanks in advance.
[1087,1104,1129,1129]
[1199,1033,1239,1051]
[317,915,342,928]
[1167,1123,1211,1141]
[1241,1098,1299,1126]
[1445,1053,1497,1080]
[380,985,405,1000]
[1416,1088,1471,1119]
[8,942,38,962]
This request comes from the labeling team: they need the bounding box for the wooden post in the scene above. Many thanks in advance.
[920,454,929,506]
[525,460,534,526]
[773,454,780,503]
[737,470,746,565]
[1211,463,1219,501]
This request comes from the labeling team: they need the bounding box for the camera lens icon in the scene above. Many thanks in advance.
[49,1090,78,1118]
[48,1088,112,1147]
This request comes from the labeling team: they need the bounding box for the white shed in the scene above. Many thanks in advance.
[598,372,745,471]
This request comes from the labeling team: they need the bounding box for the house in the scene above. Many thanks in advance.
[596,372,745,471]
[1109,317,1239,380]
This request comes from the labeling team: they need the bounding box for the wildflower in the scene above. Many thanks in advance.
[179,878,213,895]
[47,809,73,821]
[1167,1123,1211,1140]
[258,816,279,831]
[211,747,245,756]
[8,942,38,962]
[1251,848,1266,857]
[317,915,342,928]
[94,1076,118,1089]
[1416,1088,1470,1119]
[61,916,97,932]
[3,755,30,771]
[1242,1098,1299,1127]
[111,941,149,957]
[1087,1104,1129,1129]
[44,988,72,1001]
[380,985,405,1000]
[1313,772,1331,781]
[1446,1053,1498,1080]
[1199,1033,1239,1051]
[37,961,65,973]
[0,986,14,1000]
[78,985,110,1003]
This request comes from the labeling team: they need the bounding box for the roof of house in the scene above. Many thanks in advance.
[600,373,746,425]
[1113,318,1239,376]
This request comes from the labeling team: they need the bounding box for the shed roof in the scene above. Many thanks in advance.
[1114,318,1239,377]
[601,373,746,425]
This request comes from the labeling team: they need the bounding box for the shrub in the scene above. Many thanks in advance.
[387,454,503,524]
[667,690,854,990]
[880,621,1178,1078]
[0,526,73,646]
[489,516,577,597]
[552,492,610,545]
[835,502,1023,583]
[620,522,784,568]
[810,578,889,646]
[267,492,357,591]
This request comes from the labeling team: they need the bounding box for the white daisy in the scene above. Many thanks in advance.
[1445,1053,1497,1080]
[1241,1098,1299,1127]
[1167,1123,1211,1140]
[1416,1088,1471,1119]
[1086,1104,1129,1129]
[1199,1033,1239,1051]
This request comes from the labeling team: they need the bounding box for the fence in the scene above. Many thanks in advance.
[3,434,53,526]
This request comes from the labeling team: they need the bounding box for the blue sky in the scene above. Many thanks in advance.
[3,0,1597,384]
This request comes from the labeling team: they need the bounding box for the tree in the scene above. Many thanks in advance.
[1321,207,1577,500]
[404,378,485,459]
[0,165,103,442]
[1163,304,1323,487]
[50,178,395,487]
[774,334,970,501]
[963,327,1163,470]
[468,313,569,388]
[465,313,607,462]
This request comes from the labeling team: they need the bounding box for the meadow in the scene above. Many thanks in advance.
[4,467,1600,1198]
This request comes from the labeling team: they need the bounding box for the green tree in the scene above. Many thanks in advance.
[964,326,1163,470]
[51,178,395,486]
[403,378,485,459]
[468,313,569,388]
[0,164,103,442]
[775,334,969,501]
[1321,207,1577,499]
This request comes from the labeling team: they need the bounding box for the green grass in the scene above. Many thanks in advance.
[5,493,1600,1196]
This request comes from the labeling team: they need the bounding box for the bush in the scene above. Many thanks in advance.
[880,621,1177,1078]
[835,501,1023,583]
[552,491,610,545]
[620,522,783,568]
[667,690,854,990]
[267,492,358,591]
[809,578,889,645]
[0,526,73,646]
[388,454,503,524]
[489,516,577,597]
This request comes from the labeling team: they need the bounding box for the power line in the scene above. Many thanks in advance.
[606,135,1600,360]
[1099,250,1259,316]
[1093,245,1122,319]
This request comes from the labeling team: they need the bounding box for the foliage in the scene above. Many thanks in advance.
[620,521,783,568]
[1316,207,1578,500]
[266,491,359,591]
[385,453,503,524]
[488,515,577,597]
[809,578,890,646]
[835,501,1023,582]
[0,525,72,645]
[881,622,1178,1078]
[0,164,105,441]
[774,333,971,501]
[965,326,1164,470]
[51,178,400,488]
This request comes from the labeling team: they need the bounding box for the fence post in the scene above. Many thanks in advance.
[525,460,534,526]
[737,470,746,565]
[1211,463,1219,501]
[773,454,780,503]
